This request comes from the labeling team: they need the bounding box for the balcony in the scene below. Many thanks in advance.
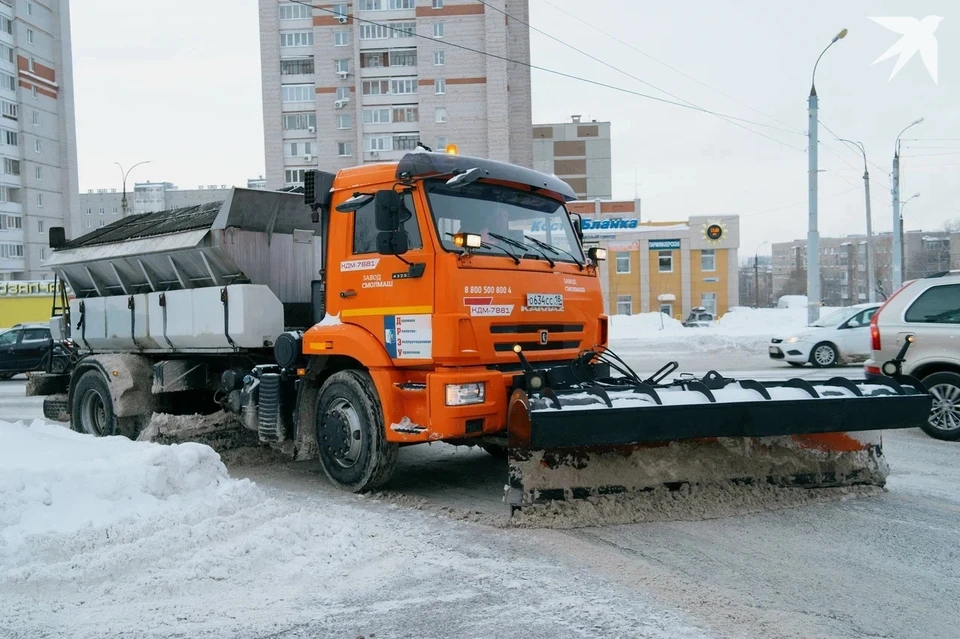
[0,199,21,214]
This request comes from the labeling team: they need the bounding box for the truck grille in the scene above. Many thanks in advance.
[490,323,584,353]
[494,340,580,352]
[489,323,583,334]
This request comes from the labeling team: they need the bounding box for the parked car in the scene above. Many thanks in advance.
[769,302,881,368]
[0,323,69,380]
[682,306,716,328]
[865,271,960,441]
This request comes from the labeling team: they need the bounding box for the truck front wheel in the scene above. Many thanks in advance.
[72,370,115,437]
[315,370,398,492]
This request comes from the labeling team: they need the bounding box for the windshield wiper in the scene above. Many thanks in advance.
[487,232,554,267]
[445,232,520,265]
[524,235,583,271]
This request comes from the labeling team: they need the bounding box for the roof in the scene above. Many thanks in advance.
[63,200,224,249]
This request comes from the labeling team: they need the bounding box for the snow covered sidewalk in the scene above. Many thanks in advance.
[0,419,705,638]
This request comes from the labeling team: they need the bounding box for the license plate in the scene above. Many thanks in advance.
[768,346,780,354]
[526,293,563,308]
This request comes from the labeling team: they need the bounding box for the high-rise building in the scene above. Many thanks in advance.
[533,115,611,200]
[0,0,79,281]
[258,0,533,189]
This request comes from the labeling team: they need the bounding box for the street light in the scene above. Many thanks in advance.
[114,160,151,218]
[836,138,877,302]
[892,118,923,289]
[754,241,770,308]
[807,28,848,324]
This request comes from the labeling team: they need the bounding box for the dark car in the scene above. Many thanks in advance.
[0,323,68,380]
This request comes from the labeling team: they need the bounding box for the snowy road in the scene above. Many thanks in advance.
[2,346,958,639]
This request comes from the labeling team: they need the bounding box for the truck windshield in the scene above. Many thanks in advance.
[424,179,584,264]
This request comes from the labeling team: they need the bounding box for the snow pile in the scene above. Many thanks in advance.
[0,419,264,581]
[609,312,686,337]
[777,294,808,309]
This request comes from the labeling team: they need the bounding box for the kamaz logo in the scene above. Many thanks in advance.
[531,218,639,232]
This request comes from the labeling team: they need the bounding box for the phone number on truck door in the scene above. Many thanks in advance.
[464,286,512,294]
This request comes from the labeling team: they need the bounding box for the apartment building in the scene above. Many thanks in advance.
[533,115,611,200]
[0,0,79,281]
[258,0,533,189]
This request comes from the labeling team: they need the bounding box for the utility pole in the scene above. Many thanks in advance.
[114,160,151,218]
[755,255,760,308]
[892,118,923,290]
[807,28,848,325]
[837,139,876,303]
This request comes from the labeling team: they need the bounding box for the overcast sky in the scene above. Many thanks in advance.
[71,0,958,255]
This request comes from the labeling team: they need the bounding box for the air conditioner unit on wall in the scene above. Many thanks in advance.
[308,125,316,133]
[334,100,346,109]
[304,154,313,162]
[338,15,348,24]
[337,71,349,80]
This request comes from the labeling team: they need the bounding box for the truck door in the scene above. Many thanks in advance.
[334,191,434,359]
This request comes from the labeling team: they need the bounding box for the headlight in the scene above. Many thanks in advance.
[445,382,485,406]
[785,336,800,343]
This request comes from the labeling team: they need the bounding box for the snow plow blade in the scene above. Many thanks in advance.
[505,372,932,508]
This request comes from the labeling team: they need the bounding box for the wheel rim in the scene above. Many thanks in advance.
[814,345,835,366]
[320,398,363,468]
[928,383,960,432]
[80,389,107,436]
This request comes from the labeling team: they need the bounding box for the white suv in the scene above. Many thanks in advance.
[865,271,960,440]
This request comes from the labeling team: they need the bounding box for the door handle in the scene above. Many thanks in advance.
[340,289,357,298]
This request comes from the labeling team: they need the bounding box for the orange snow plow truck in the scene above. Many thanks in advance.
[35,152,931,509]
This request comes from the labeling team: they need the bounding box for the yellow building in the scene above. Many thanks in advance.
[0,281,64,328]
[567,201,740,319]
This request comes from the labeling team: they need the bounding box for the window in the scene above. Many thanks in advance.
[433,50,445,66]
[280,31,314,47]
[0,44,13,64]
[392,21,416,38]
[360,0,414,9]
[435,107,447,123]
[23,327,49,341]
[32,111,40,126]
[37,220,44,232]
[28,58,35,72]
[359,23,389,40]
[0,214,22,229]
[336,87,350,100]
[905,285,960,324]
[436,136,447,150]
[391,78,417,94]
[659,303,673,317]
[280,57,314,75]
[337,141,352,157]
[658,250,673,273]
[701,293,717,316]
[361,79,389,95]
[281,84,314,102]
[85,220,91,228]
[0,99,16,120]
[335,59,349,73]
[32,86,37,99]
[391,50,417,66]
[36,194,42,208]
[337,114,352,129]
[362,107,391,124]
[0,243,24,258]
[700,248,715,271]
[616,295,632,315]
[98,207,104,215]
[278,3,312,19]
[332,3,348,16]
[285,169,306,184]
[364,135,391,152]
[27,29,34,44]
[0,186,17,203]
[352,193,421,254]
[35,166,41,181]
[615,253,630,274]
[334,31,349,46]
[0,329,19,345]
[0,17,10,35]
[99,220,105,227]
[86,208,91,215]
[433,22,444,38]
[2,157,19,175]
[393,134,419,150]
[360,52,382,68]
[113,207,118,214]
[393,106,417,122]
[434,78,446,94]
[27,2,33,15]
[0,72,16,92]
[282,113,316,130]
[285,141,314,157]
[433,0,444,7]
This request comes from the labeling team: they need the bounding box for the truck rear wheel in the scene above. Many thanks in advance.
[72,370,115,437]
[315,370,398,492]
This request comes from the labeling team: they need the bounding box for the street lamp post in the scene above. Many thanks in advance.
[837,138,877,302]
[114,160,151,218]
[807,28,848,325]
[755,241,769,308]
[892,119,923,290]
[899,192,920,279]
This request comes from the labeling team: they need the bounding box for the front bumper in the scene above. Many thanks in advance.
[768,341,811,363]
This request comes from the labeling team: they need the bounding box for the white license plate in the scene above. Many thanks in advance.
[768,346,780,354]
[526,293,563,308]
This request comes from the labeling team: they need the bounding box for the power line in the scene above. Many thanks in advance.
[817,119,891,180]
[536,0,798,134]
[477,0,803,140]
[297,1,806,151]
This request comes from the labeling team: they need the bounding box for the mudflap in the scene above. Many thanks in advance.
[504,376,932,509]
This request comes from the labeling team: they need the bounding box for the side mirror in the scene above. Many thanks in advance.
[377,231,409,256]
[374,190,411,231]
[847,319,860,328]
[571,214,583,241]
[446,167,484,188]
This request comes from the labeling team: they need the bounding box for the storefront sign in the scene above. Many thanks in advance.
[0,281,65,297]
[530,217,640,234]
[648,239,681,250]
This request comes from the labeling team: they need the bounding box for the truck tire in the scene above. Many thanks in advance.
[315,370,398,492]
[72,370,116,437]
[920,371,960,441]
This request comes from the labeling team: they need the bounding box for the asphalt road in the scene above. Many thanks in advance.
[2,352,957,639]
